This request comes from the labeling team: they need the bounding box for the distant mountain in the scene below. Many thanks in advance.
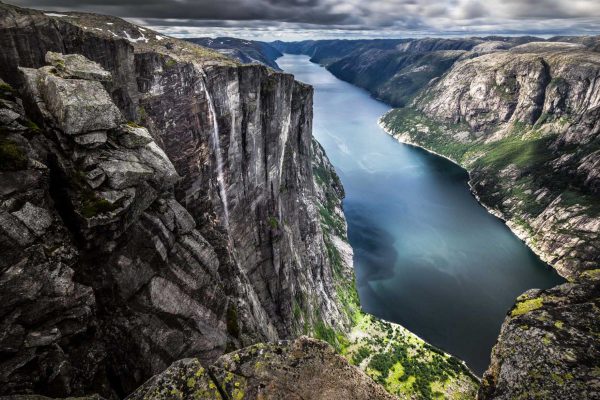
[272,37,548,106]
[186,37,283,70]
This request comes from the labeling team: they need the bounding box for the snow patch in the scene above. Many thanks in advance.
[44,13,68,17]
[123,30,148,43]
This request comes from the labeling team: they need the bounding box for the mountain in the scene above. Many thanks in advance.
[377,43,600,398]
[0,3,478,400]
[185,37,283,70]
[271,37,546,106]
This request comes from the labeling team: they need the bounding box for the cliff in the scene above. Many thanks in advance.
[0,4,353,398]
[378,41,600,398]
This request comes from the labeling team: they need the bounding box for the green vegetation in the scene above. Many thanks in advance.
[127,120,142,128]
[267,216,279,230]
[80,194,118,218]
[0,137,28,170]
[164,57,177,69]
[511,297,544,317]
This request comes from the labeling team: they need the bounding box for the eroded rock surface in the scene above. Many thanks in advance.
[128,337,396,400]
[479,271,600,400]
[0,4,352,398]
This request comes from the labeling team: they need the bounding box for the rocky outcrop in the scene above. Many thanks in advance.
[0,4,353,398]
[478,270,600,400]
[128,336,396,400]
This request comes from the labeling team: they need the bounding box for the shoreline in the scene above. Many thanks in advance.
[377,115,562,280]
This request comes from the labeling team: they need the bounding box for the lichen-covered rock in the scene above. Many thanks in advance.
[117,124,153,148]
[128,337,397,400]
[479,271,600,400]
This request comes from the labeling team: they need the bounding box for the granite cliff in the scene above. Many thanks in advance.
[0,3,354,398]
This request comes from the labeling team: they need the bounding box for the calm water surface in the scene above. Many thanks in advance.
[278,54,564,375]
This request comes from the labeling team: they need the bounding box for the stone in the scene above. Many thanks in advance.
[479,272,600,400]
[40,74,122,135]
[73,131,108,148]
[0,211,35,246]
[129,337,397,400]
[85,167,106,189]
[118,124,153,148]
[45,51,112,81]
[11,202,53,236]
[166,198,195,234]
[99,160,153,189]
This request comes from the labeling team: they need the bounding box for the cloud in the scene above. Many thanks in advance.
[5,0,600,39]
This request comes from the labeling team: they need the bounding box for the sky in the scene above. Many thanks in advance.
[6,0,600,41]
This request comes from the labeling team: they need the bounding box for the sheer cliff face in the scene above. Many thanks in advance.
[0,4,349,398]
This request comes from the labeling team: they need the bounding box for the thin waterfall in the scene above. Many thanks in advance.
[200,70,230,231]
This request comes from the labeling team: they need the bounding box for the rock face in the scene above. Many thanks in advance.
[128,336,396,400]
[478,271,600,400]
[0,4,352,398]
[380,42,600,280]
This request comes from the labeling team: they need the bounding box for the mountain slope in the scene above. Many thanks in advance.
[381,43,600,279]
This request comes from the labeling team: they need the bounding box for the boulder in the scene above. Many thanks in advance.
[11,202,53,236]
[40,74,122,135]
[45,51,112,81]
[98,160,153,190]
[118,124,153,148]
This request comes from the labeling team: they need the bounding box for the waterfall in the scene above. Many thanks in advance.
[200,70,230,231]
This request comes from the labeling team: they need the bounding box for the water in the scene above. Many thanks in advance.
[201,71,230,230]
[278,54,564,375]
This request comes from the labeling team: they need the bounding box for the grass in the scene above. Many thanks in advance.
[80,194,118,218]
[511,297,544,317]
[0,137,28,170]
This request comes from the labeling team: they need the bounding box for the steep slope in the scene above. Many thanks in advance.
[185,37,283,70]
[381,44,600,279]
[0,4,352,397]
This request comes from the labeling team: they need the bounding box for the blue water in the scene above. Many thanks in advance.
[279,54,564,375]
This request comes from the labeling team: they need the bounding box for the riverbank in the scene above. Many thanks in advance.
[378,114,564,281]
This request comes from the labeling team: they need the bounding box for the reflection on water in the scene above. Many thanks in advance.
[279,54,564,375]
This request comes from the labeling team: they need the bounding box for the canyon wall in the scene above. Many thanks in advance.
[0,4,352,398]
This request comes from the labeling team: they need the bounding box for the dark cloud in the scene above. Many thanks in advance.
[5,0,600,38]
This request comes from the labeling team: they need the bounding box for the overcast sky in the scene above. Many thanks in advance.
[6,0,600,40]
